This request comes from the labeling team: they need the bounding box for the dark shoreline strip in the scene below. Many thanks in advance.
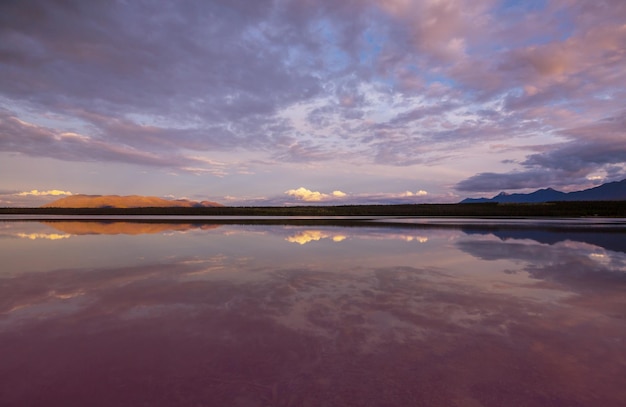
[1,201,626,217]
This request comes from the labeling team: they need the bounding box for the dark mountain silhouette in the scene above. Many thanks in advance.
[461,179,626,203]
[42,194,223,208]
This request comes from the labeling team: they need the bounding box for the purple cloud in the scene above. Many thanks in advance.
[456,112,626,192]
[0,110,225,173]
[1,0,625,200]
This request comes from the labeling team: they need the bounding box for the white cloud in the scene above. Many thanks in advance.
[285,187,348,202]
[400,190,428,197]
[16,189,73,196]
[228,187,435,205]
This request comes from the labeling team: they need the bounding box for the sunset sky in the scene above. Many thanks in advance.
[1,0,625,206]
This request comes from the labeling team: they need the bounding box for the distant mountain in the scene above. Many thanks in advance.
[460,179,626,203]
[41,194,223,208]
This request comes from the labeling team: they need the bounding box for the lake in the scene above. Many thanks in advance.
[1,217,625,406]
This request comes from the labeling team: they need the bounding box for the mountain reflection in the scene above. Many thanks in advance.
[457,238,626,290]
[1,220,625,406]
[42,221,221,235]
[462,226,626,253]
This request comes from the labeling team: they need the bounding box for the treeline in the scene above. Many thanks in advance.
[2,201,626,217]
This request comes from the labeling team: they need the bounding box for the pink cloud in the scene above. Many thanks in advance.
[0,0,624,199]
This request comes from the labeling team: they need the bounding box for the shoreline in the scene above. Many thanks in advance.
[1,201,626,217]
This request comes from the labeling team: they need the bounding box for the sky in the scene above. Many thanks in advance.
[1,0,625,207]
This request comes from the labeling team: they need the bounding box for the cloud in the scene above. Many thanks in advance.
[401,190,428,197]
[285,187,348,202]
[0,0,551,169]
[456,113,626,192]
[0,111,227,173]
[1,0,625,198]
[17,189,73,196]
[271,187,434,205]
[456,170,559,192]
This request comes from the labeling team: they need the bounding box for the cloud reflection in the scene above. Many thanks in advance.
[457,238,626,291]
[285,228,429,245]
[1,222,625,406]
[17,232,71,240]
[285,230,348,245]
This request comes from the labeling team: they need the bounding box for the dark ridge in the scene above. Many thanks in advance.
[2,201,626,217]
[461,179,626,203]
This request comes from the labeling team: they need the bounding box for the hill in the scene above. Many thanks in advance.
[461,179,626,203]
[41,194,222,208]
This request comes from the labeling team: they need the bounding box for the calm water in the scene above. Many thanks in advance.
[1,218,625,407]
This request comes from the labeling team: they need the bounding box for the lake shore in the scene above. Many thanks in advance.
[1,201,626,217]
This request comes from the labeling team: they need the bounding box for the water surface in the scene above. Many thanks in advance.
[1,218,625,406]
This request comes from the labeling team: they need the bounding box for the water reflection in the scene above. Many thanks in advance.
[17,232,72,240]
[285,229,348,244]
[44,220,221,235]
[463,227,626,253]
[284,229,428,245]
[1,220,625,406]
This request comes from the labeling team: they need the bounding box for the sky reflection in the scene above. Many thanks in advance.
[1,220,625,406]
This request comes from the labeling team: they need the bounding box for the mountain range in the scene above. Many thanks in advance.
[35,180,626,207]
[460,179,626,203]
[41,194,223,208]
